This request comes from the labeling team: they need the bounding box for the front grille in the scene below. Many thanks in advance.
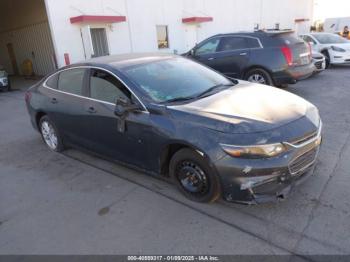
[314,61,323,69]
[290,131,318,146]
[289,148,318,175]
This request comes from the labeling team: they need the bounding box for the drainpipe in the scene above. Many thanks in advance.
[124,0,134,52]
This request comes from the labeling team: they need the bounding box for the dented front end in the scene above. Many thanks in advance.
[215,121,322,204]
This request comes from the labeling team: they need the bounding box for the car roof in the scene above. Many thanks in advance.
[211,30,294,38]
[82,53,176,68]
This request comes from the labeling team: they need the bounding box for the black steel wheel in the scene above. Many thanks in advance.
[170,148,221,203]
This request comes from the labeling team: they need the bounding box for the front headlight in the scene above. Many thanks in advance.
[220,143,287,158]
[331,46,346,52]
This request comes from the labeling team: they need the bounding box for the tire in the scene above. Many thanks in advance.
[276,83,289,89]
[321,51,330,69]
[39,115,64,152]
[169,148,221,203]
[245,68,274,86]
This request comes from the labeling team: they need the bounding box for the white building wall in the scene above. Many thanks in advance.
[45,0,314,68]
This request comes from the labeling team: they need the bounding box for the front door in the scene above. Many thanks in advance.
[82,68,152,169]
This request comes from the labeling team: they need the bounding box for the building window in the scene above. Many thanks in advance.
[156,25,169,49]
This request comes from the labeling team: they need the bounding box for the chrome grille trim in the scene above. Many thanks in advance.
[284,121,322,149]
[288,148,318,175]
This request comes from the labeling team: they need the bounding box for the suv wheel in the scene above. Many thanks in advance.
[245,68,273,86]
[170,148,221,203]
[39,116,64,152]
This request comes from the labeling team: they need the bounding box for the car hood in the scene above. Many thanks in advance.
[169,81,319,134]
[326,43,350,51]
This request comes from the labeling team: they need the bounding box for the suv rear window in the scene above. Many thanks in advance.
[275,33,304,45]
[217,37,248,52]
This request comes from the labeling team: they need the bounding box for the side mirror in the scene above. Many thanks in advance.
[114,97,140,117]
[190,49,195,56]
[114,97,141,133]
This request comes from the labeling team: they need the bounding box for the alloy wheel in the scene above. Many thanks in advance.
[41,121,58,150]
[247,74,266,84]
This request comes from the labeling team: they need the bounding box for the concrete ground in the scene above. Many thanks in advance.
[0,69,349,256]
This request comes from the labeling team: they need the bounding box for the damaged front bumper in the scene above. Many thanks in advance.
[216,123,322,204]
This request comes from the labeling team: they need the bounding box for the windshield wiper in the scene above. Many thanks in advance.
[164,96,196,103]
[164,82,236,104]
[195,83,234,99]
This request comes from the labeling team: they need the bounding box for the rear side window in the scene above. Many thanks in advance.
[196,38,220,55]
[46,73,59,89]
[89,69,130,104]
[58,69,86,96]
[217,37,248,52]
[276,34,304,45]
[247,38,261,48]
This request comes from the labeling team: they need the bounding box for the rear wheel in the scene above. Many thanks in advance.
[39,115,64,152]
[170,148,221,203]
[245,68,273,86]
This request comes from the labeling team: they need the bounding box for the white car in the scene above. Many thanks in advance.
[312,50,326,74]
[0,66,10,92]
[300,33,350,68]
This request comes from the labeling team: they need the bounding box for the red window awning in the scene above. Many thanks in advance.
[70,15,126,24]
[295,18,310,23]
[182,16,213,24]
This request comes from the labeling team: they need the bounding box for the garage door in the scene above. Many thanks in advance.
[0,22,56,76]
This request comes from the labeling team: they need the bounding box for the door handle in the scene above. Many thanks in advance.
[87,106,97,114]
[208,57,215,61]
[51,98,58,104]
[239,52,247,56]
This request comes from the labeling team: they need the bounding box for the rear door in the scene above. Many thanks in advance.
[44,68,89,146]
[211,36,251,77]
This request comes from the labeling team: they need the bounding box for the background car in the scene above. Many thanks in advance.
[183,30,314,88]
[311,50,326,74]
[0,66,10,92]
[300,32,350,68]
[25,54,322,204]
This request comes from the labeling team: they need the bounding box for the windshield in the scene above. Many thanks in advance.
[122,57,233,103]
[312,33,350,44]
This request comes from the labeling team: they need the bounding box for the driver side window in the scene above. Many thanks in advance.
[89,69,131,104]
[195,38,220,55]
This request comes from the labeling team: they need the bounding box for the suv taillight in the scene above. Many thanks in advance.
[25,91,32,103]
[280,46,293,66]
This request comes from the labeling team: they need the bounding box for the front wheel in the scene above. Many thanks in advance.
[39,115,64,152]
[245,68,273,86]
[170,148,221,203]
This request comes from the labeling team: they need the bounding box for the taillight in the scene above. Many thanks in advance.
[25,91,32,103]
[280,46,293,66]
